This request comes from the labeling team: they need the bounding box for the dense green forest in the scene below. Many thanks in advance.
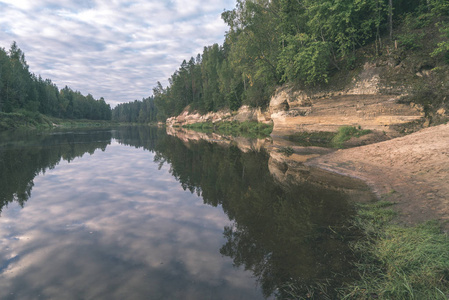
[2,1,448,126]
[0,42,111,121]
[114,0,449,124]
[111,96,157,123]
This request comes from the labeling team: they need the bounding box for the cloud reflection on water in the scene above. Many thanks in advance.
[0,140,263,299]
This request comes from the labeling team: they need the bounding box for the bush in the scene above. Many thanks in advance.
[277,146,294,156]
[332,126,371,147]
[397,33,423,50]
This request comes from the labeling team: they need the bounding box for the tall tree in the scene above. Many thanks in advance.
[389,0,393,40]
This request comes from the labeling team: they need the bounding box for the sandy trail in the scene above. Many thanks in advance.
[306,123,449,232]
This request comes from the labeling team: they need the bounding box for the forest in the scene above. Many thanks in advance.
[1,0,448,125]
[113,0,449,124]
[0,42,111,121]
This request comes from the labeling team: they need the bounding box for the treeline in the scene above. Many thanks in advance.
[116,0,449,123]
[0,42,111,120]
[112,96,157,123]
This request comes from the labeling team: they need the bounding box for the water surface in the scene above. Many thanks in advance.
[0,127,371,299]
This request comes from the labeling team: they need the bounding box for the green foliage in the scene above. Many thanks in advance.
[0,42,112,124]
[397,33,423,50]
[304,0,385,57]
[406,81,447,116]
[432,22,449,59]
[278,34,331,85]
[149,0,447,121]
[342,202,449,299]
[403,12,433,30]
[112,96,157,123]
[429,0,449,16]
[332,126,371,147]
[287,131,336,147]
[0,111,53,130]
[277,146,294,156]
[444,51,449,64]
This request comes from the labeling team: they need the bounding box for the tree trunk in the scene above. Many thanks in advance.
[389,0,393,40]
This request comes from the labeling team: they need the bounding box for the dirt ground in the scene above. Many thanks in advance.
[305,123,449,232]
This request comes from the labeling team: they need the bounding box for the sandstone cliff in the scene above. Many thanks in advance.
[166,62,443,137]
[269,63,425,137]
[166,105,271,128]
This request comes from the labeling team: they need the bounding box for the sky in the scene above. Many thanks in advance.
[0,139,262,298]
[0,0,236,107]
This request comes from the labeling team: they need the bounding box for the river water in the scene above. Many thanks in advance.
[0,127,373,299]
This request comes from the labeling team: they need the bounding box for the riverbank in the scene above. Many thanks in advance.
[0,111,119,131]
[303,122,449,298]
[0,111,54,130]
[168,122,449,232]
[306,122,449,232]
[167,124,449,298]
[340,201,449,299]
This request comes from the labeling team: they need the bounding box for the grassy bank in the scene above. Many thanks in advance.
[0,111,119,131]
[0,111,54,131]
[183,121,273,138]
[51,118,116,128]
[341,201,449,299]
[287,126,372,148]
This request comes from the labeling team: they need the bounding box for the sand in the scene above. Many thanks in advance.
[306,123,449,232]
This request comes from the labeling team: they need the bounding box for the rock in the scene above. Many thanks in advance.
[166,105,272,128]
[437,108,447,116]
[167,62,425,137]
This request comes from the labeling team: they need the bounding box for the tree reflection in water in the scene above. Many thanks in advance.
[0,129,111,212]
[0,126,368,299]
[119,127,366,299]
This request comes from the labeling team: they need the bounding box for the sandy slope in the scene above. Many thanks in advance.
[306,123,449,232]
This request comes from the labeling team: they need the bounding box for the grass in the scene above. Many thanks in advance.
[0,111,119,131]
[0,111,54,131]
[287,126,371,148]
[341,201,449,299]
[277,146,294,156]
[332,126,372,148]
[183,121,273,138]
[52,118,115,128]
[287,131,336,147]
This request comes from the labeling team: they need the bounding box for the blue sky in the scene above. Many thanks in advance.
[0,0,236,107]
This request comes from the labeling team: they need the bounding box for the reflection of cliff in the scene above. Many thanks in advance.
[166,126,271,153]
[0,130,112,211]
[138,131,374,298]
[268,150,374,203]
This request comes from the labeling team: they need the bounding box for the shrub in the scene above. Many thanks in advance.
[332,126,371,147]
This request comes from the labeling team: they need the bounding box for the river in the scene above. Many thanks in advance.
[0,126,373,299]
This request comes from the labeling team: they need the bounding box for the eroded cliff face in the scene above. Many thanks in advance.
[269,63,425,137]
[166,63,430,137]
[166,105,271,127]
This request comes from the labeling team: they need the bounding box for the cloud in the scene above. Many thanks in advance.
[0,0,236,107]
[0,140,263,299]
